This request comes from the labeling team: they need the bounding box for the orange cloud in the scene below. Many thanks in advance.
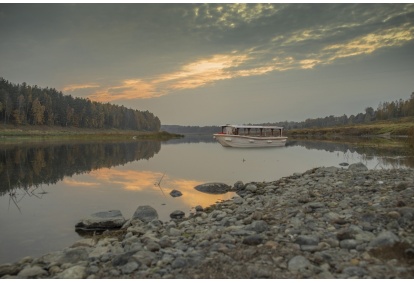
[79,24,413,102]
[88,79,162,102]
[323,24,414,61]
[63,83,100,92]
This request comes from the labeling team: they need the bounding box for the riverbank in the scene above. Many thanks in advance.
[0,125,183,141]
[286,117,414,137]
[1,163,413,279]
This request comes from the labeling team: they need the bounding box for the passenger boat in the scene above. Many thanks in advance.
[213,124,287,148]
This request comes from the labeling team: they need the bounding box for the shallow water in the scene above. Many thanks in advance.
[0,136,412,264]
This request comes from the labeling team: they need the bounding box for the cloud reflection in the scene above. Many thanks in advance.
[82,168,234,208]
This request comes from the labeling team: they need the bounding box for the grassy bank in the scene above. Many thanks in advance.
[286,117,414,137]
[0,125,183,142]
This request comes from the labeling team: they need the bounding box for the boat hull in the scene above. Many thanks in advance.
[213,134,287,148]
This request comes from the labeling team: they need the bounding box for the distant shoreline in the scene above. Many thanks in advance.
[0,125,183,141]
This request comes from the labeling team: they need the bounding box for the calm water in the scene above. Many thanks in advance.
[0,136,413,264]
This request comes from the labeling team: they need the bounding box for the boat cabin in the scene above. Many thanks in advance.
[219,125,284,137]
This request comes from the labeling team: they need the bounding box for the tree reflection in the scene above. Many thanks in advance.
[0,140,161,195]
[288,137,414,168]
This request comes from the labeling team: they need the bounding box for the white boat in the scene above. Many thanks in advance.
[213,124,287,148]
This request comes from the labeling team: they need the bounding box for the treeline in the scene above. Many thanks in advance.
[271,92,414,130]
[161,125,220,134]
[0,78,160,131]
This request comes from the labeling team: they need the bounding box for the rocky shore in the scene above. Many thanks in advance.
[1,163,414,279]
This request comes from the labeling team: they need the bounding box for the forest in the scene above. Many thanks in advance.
[0,78,160,131]
[272,92,414,130]
[163,91,414,134]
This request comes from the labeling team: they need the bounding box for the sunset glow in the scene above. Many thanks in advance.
[2,3,413,125]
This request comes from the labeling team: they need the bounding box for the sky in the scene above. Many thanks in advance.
[0,2,414,126]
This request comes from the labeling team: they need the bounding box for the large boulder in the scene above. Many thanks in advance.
[75,210,126,232]
[132,205,158,223]
[348,162,368,171]
[194,183,231,194]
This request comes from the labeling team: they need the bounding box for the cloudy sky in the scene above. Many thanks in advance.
[1,3,413,126]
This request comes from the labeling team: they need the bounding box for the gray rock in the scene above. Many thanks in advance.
[146,241,161,252]
[195,182,231,194]
[246,220,268,233]
[111,251,136,266]
[132,205,158,223]
[243,234,264,245]
[288,255,311,272]
[0,264,20,277]
[55,266,86,279]
[195,205,204,212]
[171,257,187,269]
[170,190,182,197]
[132,250,156,267]
[342,266,367,277]
[58,248,89,264]
[158,236,172,248]
[245,183,258,192]
[340,239,358,250]
[234,181,244,190]
[339,162,349,166]
[348,162,368,171]
[369,231,400,248]
[295,235,320,246]
[17,265,48,278]
[170,210,185,219]
[120,262,139,274]
[75,210,126,231]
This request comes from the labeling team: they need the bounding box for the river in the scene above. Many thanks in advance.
[0,135,413,264]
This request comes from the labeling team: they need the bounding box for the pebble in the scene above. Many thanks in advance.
[1,164,413,279]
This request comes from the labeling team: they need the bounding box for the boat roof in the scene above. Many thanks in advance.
[220,124,283,129]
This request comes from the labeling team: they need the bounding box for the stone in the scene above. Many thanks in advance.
[111,251,136,267]
[132,205,158,223]
[75,210,126,231]
[340,239,358,250]
[288,255,311,272]
[170,210,185,219]
[120,262,139,274]
[194,183,231,194]
[170,189,183,197]
[295,235,320,246]
[133,250,157,267]
[234,181,244,190]
[195,205,204,212]
[0,264,20,277]
[342,266,367,277]
[17,265,48,278]
[55,266,86,279]
[246,220,268,233]
[242,234,264,245]
[348,162,368,171]
[58,248,89,264]
[245,184,258,192]
[171,257,187,269]
[339,162,349,166]
[369,231,400,248]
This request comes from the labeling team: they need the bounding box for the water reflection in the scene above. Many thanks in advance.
[288,137,414,168]
[1,136,414,265]
[0,140,161,195]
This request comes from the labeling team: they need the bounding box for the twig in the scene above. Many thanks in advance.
[156,171,166,186]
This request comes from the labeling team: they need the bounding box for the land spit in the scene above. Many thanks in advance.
[1,163,413,279]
